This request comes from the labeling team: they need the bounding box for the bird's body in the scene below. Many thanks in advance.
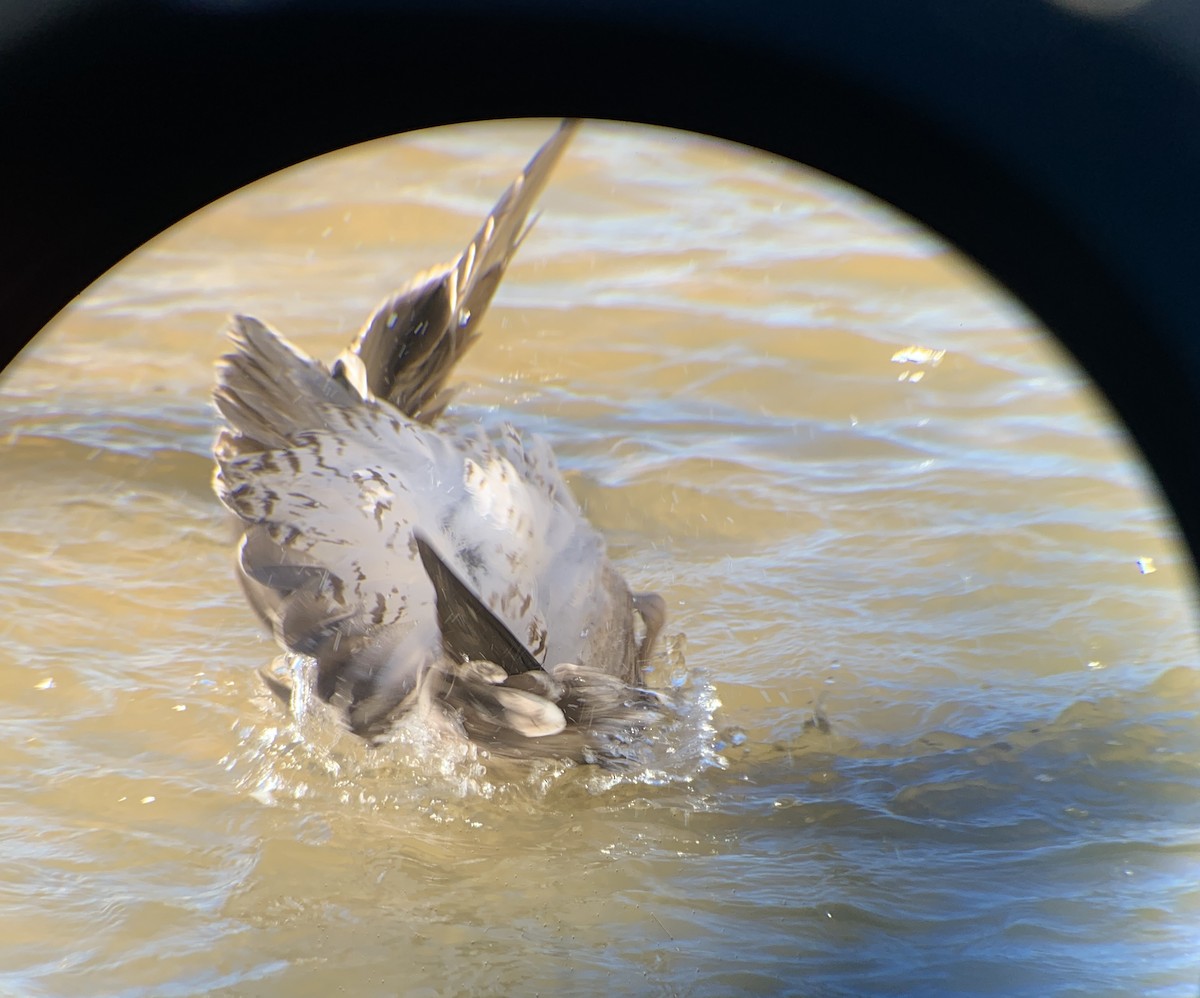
[212,122,668,764]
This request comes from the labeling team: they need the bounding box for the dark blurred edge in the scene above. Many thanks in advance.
[2,0,1198,585]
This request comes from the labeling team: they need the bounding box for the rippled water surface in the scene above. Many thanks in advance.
[2,121,1198,996]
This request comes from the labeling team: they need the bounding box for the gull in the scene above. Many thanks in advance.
[212,121,669,764]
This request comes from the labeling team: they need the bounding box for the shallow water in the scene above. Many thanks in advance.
[1,121,1197,996]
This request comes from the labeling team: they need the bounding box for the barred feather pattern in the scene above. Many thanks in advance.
[212,122,668,761]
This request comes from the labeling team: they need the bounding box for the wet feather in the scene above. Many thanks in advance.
[213,121,670,764]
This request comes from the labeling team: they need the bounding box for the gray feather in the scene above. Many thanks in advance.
[334,119,580,420]
[213,120,672,765]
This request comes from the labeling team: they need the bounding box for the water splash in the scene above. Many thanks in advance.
[221,636,728,814]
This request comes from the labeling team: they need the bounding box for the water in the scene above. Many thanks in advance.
[1,120,1197,996]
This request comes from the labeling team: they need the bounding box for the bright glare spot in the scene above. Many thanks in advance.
[891,345,946,366]
[140,796,156,804]
[1136,557,1156,575]
[33,677,54,690]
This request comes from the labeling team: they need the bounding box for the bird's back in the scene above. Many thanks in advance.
[212,122,667,761]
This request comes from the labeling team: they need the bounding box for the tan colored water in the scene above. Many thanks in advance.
[2,121,1197,996]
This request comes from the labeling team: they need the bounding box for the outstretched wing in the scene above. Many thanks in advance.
[212,120,653,744]
[332,119,580,421]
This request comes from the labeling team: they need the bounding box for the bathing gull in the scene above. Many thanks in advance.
[212,121,669,764]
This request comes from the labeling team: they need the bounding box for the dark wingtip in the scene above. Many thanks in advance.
[414,532,544,677]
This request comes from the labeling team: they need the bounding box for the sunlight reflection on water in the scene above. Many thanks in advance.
[0,120,1197,997]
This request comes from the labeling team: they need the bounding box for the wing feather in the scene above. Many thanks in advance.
[333,120,580,420]
[211,120,663,755]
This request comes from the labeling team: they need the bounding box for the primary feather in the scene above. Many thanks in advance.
[213,121,669,763]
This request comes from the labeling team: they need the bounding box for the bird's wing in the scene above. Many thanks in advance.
[214,317,625,733]
[332,119,580,421]
[212,120,650,741]
[215,319,448,732]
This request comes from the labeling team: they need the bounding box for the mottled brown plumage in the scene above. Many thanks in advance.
[213,122,669,765]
